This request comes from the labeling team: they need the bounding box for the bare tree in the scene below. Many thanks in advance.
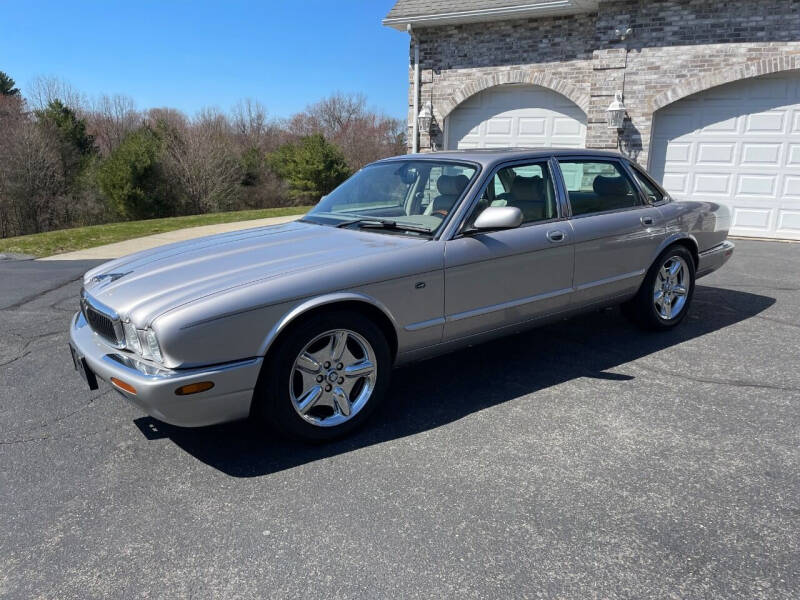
[231,99,287,153]
[0,102,66,236]
[289,92,406,169]
[88,94,141,155]
[161,109,243,214]
[144,107,188,132]
[26,76,87,113]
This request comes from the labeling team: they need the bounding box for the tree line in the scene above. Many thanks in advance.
[0,72,406,238]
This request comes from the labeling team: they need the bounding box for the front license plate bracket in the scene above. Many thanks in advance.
[69,344,99,391]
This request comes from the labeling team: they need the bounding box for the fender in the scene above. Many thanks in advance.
[650,230,699,266]
[256,291,400,357]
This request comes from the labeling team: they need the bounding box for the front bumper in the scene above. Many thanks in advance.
[69,311,262,427]
[696,240,735,279]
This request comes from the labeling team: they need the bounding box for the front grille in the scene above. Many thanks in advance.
[82,300,122,346]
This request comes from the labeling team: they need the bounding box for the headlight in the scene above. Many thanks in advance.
[123,321,142,353]
[123,321,164,363]
[142,328,163,363]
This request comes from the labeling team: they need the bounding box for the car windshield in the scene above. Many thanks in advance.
[303,160,479,236]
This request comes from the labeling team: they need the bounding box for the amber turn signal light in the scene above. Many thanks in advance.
[175,381,215,396]
[111,378,137,395]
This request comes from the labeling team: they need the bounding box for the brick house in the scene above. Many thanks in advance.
[383,0,800,239]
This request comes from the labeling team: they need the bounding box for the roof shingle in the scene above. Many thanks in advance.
[383,0,599,28]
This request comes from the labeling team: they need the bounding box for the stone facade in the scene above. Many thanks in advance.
[407,0,800,167]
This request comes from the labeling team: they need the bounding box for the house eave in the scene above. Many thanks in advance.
[382,0,599,31]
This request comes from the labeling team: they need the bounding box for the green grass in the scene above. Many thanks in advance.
[0,206,311,258]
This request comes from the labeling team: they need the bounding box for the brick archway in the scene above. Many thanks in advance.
[438,69,590,120]
[649,55,800,113]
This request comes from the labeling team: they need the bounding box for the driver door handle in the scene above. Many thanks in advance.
[547,230,566,243]
[641,216,654,226]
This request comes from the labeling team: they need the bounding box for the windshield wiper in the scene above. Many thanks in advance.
[336,218,432,234]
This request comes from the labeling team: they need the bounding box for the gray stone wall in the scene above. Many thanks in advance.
[407,0,800,167]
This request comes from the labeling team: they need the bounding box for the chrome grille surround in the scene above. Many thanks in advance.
[80,290,125,348]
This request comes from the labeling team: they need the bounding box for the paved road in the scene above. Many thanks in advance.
[1,241,798,599]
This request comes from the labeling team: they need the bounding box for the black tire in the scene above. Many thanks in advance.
[624,245,696,331]
[253,309,391,442]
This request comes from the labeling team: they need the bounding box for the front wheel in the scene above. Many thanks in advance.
[624,245,696,330]
[253,310,391,442]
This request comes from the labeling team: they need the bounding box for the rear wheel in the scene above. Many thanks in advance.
[625,245,695,330]
[254,310,391,442]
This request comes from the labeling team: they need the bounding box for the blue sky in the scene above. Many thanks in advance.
[1,0,408,119]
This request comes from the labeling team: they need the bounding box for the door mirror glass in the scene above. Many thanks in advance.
[473,206,523,231]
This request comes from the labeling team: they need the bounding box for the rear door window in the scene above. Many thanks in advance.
[557,160,641,216]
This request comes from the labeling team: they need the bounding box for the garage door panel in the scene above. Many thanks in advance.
[777,211,800,234]
[693,173,731,194]
[518,117,546,135]
[737,174,777,197]
[486,117,512,135]
[787,144,800,165]
[732,208,772,231]
[740,143,782,166]
[651,72,800,239]
[700,114,739,134]
[783,175,800,198]
[696,143,736,165]
[746,111,786,134]
[446,85,586,150]
[662,172,689,194]
[553,117,583,136]
[663,141,693,164]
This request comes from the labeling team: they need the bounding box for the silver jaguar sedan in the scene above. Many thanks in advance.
[69,149,734,441]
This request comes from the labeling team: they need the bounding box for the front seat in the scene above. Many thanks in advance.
[431,174,469,216]
[507,175,546,222]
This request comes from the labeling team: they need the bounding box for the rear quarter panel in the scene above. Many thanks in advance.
[657,200,731,254]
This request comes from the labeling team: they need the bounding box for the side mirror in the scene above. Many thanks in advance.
[472,206,523,231]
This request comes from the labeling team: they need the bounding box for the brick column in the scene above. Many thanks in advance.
[586,47,627,151]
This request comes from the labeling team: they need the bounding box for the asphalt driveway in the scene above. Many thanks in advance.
[1,240,798,599]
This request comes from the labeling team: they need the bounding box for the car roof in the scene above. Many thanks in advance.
[375,147,625,169]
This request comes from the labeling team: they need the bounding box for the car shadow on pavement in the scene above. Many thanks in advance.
[134,284,775,477]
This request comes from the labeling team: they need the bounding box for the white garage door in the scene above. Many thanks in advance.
[650,72,800,240]
[446,84,586,150]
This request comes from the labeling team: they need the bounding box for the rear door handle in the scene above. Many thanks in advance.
[547,230,566,242]
[641,216,654,226]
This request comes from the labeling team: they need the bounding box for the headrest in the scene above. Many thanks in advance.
[593,175,629,197]
[511,176,543,202]
[436,174,469,196]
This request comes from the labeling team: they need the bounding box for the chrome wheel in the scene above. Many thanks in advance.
[289,329,377,427]
[653,256,689,320]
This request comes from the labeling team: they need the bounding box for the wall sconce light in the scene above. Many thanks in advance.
[606,91,626,131]
[417,101,433,135]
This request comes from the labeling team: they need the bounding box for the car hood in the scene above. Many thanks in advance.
[82,220,427,325]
